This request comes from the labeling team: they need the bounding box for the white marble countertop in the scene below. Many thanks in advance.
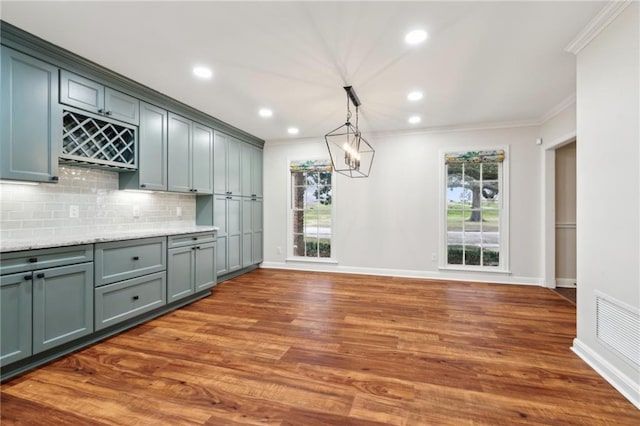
[0,225,220,253]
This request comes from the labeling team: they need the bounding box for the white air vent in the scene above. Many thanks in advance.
[596,293,640,368]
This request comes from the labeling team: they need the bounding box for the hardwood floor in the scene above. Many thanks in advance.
[2,269,638,425]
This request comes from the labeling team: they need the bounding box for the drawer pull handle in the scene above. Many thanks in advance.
[196,246,201,250]
[132,256,140,261]
[51,176,59,181]
[28,257,38,263]
[24,275,33,281]
[132,295,139,301]
[192,237,198,241]
[36,273,45,279]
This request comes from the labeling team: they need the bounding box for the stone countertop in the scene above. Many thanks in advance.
[0,225,220,253]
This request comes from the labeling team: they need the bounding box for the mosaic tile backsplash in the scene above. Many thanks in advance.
[0,166,197,241]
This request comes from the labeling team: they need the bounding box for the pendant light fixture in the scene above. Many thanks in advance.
[325,86,375,178]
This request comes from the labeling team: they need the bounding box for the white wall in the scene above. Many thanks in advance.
[573,3,640,408]
[263,125,542,285]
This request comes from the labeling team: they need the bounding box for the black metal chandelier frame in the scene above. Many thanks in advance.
[324,86,375,178]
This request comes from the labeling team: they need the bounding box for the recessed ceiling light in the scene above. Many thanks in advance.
[258,108,273,118]
[405,29,428,45]
[192,66,213,79]
[408,115,421,124]
[407,91,423,101]
[287,127,299,135]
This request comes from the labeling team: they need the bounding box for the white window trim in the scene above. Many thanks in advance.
[286,156,337,263]
[438,146,510,272]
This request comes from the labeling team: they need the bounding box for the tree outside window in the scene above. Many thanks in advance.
[290,160,332,258]
[445,150,505,268]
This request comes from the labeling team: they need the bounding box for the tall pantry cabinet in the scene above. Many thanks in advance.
[197,131,263,278]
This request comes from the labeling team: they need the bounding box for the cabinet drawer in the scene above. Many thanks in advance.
[94,272,166,330]
[94,237,166,286]
[0,245,93,276]
[167,232,215,249]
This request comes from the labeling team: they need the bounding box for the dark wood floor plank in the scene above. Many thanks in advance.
[2,269,639,424]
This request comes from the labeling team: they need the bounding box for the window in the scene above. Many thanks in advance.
[444,149,507,270]
[290,160,333,259]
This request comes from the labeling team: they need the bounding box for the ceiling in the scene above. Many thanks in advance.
[2,1,604,141]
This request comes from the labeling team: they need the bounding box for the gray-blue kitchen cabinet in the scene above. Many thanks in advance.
[120,101,168,191]
[214,131,242,196]
[59,69,139,125]
[167,232,216,302]
[32,262,94,353]
[168,113,213,194]
[0,46,60,183]
[0,273,32,365]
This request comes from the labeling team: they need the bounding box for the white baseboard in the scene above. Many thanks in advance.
[259,261,543,286]
[556,278,577,288]
[572,338,640,409]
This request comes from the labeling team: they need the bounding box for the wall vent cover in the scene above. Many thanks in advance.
[596,292,640,368]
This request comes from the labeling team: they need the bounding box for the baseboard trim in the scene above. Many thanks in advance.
[572,338,640,409]
[259,261,542,286]
[556,278,577,288]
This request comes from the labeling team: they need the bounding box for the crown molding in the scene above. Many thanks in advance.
[266,118,541,145]
[565,0,633,55]
[540,93,576,124]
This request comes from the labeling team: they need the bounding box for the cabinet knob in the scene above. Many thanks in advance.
[192,237,198,241]
[98,109,105,114]
[192,189,198,193]
[132,256,139,261]
[28,257,38,263]
[105,111,113,116]
[51,176,59,181]
[24,275,33,281]
[192,247,196,250]
[132,295,139,301]
[140,184,147,188]
[196,246,201,250]
[226,196,231,199]
[36,273,45,279]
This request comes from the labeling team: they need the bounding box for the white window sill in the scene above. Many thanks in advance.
[439,266,511,274]
[286,257,338,265]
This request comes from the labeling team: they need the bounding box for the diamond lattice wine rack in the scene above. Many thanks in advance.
[61,108,137,170]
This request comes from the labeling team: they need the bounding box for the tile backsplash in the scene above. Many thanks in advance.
[0,166,196,240]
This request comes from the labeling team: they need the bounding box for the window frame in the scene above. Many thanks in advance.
[286,158,337,263]
[439,147,510,273]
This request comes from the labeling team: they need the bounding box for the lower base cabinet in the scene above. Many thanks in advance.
[0,245,94,366]
[95,272,166,331]
[33,262,94,353]
[167,232,216,302]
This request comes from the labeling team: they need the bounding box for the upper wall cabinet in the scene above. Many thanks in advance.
[214,132,242,196]
[120,102,168,191]
[60,70,139,126]
[0,46,60,183]
[168,113,213,194]
[241,144,263,198]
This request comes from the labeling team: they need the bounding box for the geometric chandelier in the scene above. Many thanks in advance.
[325,86,375,178]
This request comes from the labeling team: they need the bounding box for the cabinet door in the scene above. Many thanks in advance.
[242,198,253,268]
[167,246,195,302]
[252,147,263,197]
[213,195,228,275]
[227,197,242,272]
[227,137,242,195]
[105,87,139,126]
[168,113,192,193]
[192,122,213,194]
[137,102,167,191]
[195,242,216,291]
[0,273,32,366]
[33,263,93,353]
[59,69,103,114]
[252,198,264,264]
[213,132,228,195]
[1,47,60,183]
[241,144,253,196]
